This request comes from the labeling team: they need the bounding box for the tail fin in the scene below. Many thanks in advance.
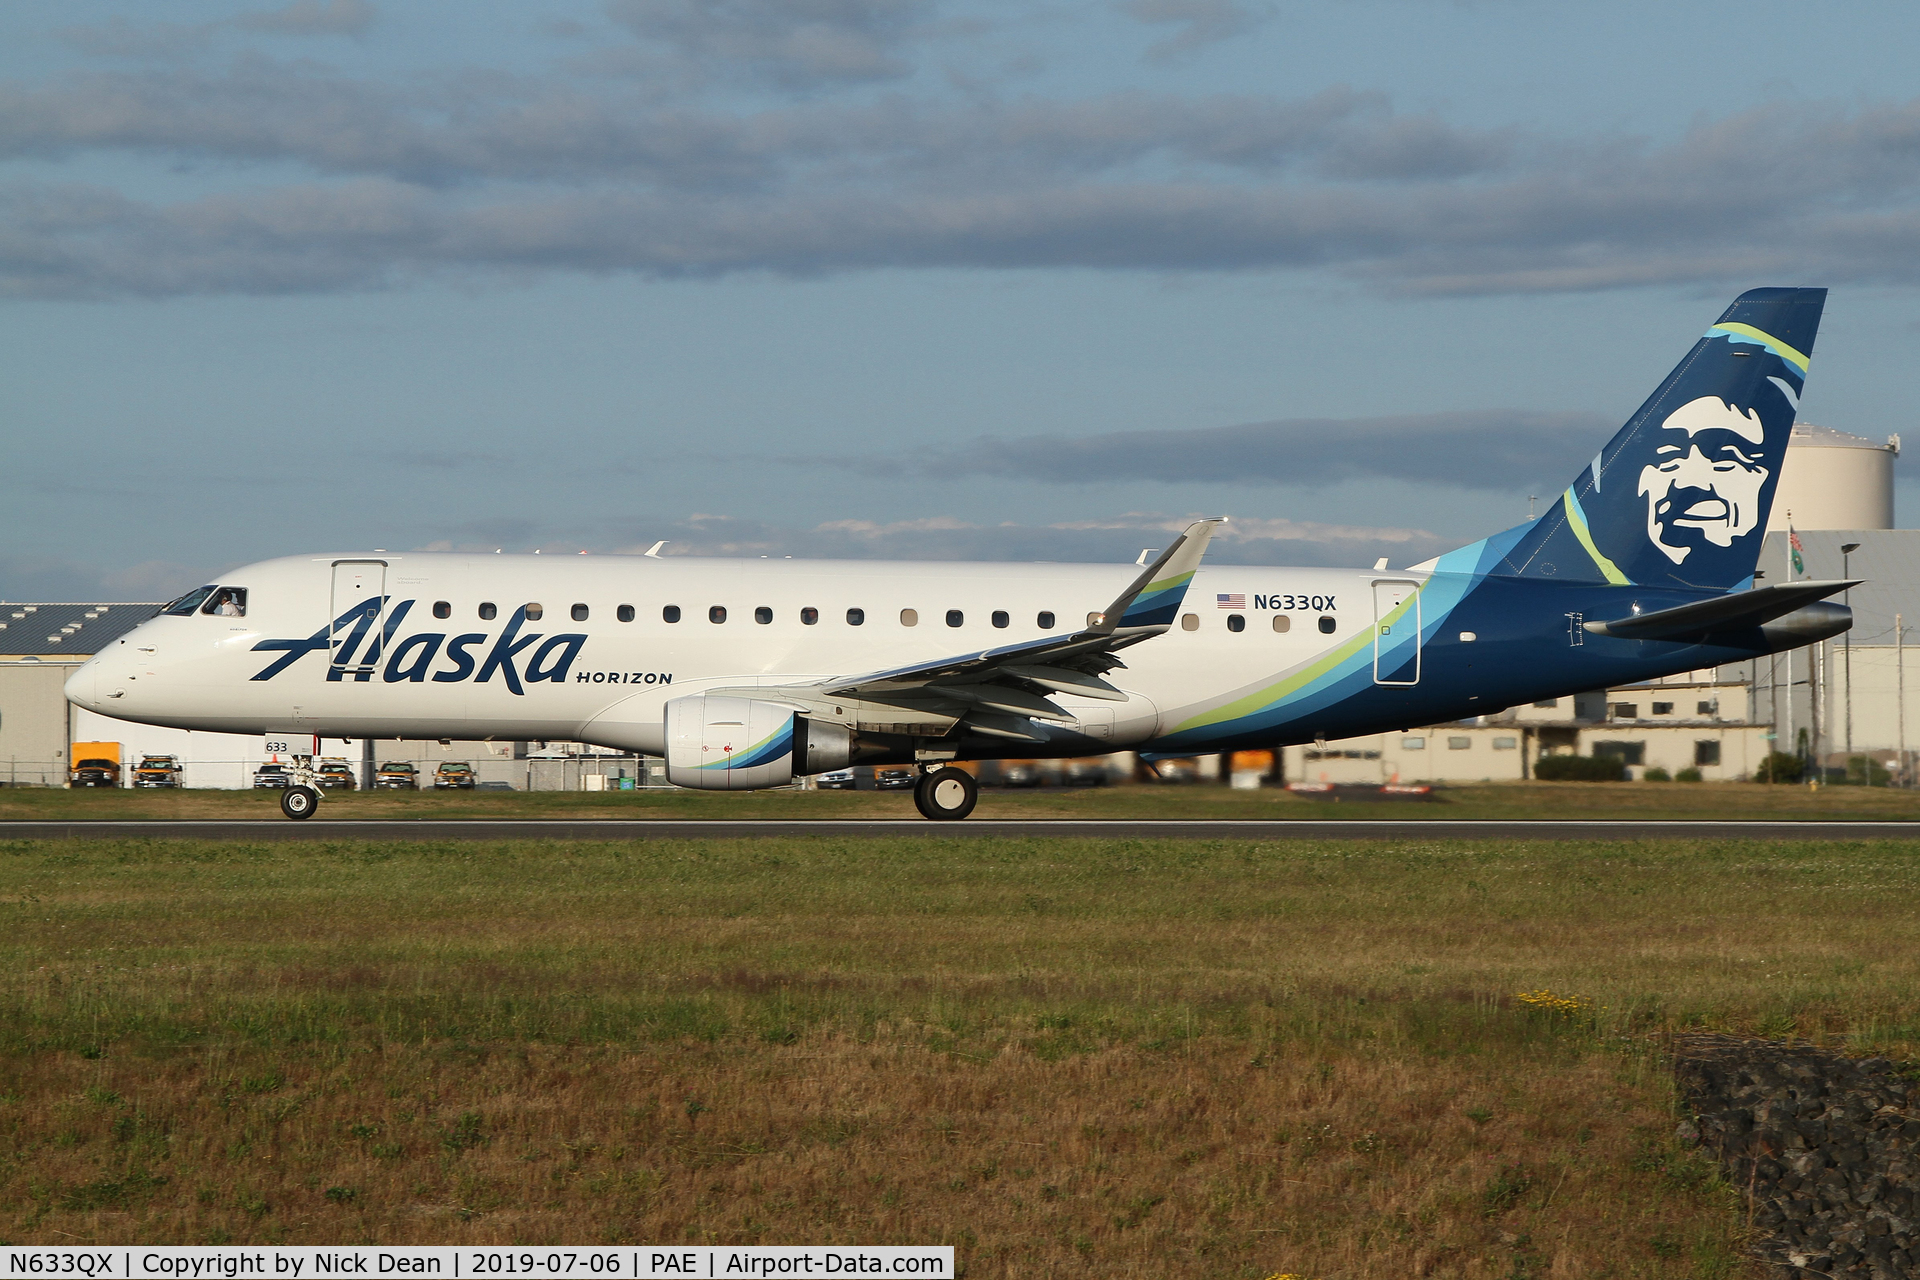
[1493,287,1826,590]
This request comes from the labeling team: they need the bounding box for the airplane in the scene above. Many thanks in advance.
[66,287,1851,821]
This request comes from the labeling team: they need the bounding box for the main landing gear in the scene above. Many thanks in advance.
[913,766,978,821]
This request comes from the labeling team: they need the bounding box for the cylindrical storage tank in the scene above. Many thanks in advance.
[1765,423,1898,532]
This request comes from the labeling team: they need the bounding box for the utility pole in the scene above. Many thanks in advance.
[1842,542,1860,774]
[1901,614,1908,788]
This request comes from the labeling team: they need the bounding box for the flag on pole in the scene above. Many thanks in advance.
[1789,526,1805,577]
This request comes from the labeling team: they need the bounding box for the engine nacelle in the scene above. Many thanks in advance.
[663,696,855,789]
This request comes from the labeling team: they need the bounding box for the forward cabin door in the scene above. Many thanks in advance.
[1371,579,1422,686]
[329,559,387,678]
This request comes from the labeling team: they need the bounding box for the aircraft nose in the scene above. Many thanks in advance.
[64,661,99,709]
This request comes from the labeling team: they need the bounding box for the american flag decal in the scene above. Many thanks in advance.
[1217,593,1245,609]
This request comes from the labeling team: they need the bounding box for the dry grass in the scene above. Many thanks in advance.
[5,777,1920,822]
[4,833,1920,1275]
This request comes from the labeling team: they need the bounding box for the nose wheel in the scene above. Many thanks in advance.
[913,767,978,820]
[280,784,321,820]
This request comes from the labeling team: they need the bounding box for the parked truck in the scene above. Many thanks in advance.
[68,742,122,788]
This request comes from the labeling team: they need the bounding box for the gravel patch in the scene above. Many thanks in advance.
[1674,1033,1920,1279]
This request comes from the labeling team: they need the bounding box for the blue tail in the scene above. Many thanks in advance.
[1493,287,1826,591]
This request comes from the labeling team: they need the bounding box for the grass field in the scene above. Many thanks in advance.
[4,834,1920,1275]
[6,777,1920,822]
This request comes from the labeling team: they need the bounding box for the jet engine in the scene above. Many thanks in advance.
[663,695,854,790]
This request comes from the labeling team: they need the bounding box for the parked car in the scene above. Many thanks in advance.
[434,761,476,789]
[874,768,915,790]
[816,769,857,790]
[1065,760,1109,787]
[374,761,419,789]
[475,780,514,791]
[315,759,357,790]
[1000,763,1042,788]
[252,763,290,789]
[133,755,183,788]
[69,756,121,788]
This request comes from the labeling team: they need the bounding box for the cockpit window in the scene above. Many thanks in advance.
[164,586,217,616]
[201,587,247,617]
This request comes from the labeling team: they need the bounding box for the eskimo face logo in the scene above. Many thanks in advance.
[1635,396,1770,565]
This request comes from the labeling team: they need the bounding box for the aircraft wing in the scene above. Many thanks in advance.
[1582,578,1858,641]
[766,518,1224,742]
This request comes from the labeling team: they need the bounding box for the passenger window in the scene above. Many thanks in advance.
[1180,613,1198,631]
[524,603,544,621]
[202,587,247,617]
[617,605,635,622]
[710,606,727,624]
[479,602,498,621]
[164,586,217,617]
[1227,615,1246,633]
[571,604,589,622]
[1037,611,1055,629]
[946,610,963,628]
[1272,615,1290,633]
[755,607,773,624]
[992,611,1009,628]
[663,605,681,623]
[900,609,918,627]
[802,607,819,625]
[433,601,451,620]
[846,608,865,626]
[1318,616,1336,633]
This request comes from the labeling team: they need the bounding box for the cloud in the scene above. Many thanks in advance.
[8,44,1920,297]
[231,0,375,37]
[0,554,215,603]
[604,0,930,90]
[827,409,1614,493]
[592,510,1449,568]
[1118,0,1271,61]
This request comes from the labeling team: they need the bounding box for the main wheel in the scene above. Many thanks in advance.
[280,785,320,820]
[913,767,978,820]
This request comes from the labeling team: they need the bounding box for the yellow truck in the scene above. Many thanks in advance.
[68,742,122,788]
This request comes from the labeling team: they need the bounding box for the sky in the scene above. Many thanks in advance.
[7,0,1920,601]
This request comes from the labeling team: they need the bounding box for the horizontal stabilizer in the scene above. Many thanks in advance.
[1583,579,1857,641]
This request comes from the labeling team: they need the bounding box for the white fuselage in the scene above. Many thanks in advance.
[66,551,1390,756]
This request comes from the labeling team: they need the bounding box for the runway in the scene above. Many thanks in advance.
[4,818,1918,840]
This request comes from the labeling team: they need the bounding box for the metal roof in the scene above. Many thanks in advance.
[0,603,159,658]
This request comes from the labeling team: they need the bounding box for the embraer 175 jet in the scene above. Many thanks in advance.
[68,288,1851,821]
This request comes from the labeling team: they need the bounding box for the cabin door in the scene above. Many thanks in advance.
[1371,579,1422,686]
[329,559,387,677]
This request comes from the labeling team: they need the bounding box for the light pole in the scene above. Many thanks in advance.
[1842,541,1861,779]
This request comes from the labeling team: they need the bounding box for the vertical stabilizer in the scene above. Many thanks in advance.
[1494,287,1826,590]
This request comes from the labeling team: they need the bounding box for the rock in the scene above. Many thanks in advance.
[1673,1034,1920,1280]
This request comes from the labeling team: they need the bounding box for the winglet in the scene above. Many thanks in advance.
[1096,518,1225,636]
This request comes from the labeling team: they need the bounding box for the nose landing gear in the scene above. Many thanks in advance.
[281,784,321,820]
[278,754,325,820]
[913,766,978,820]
